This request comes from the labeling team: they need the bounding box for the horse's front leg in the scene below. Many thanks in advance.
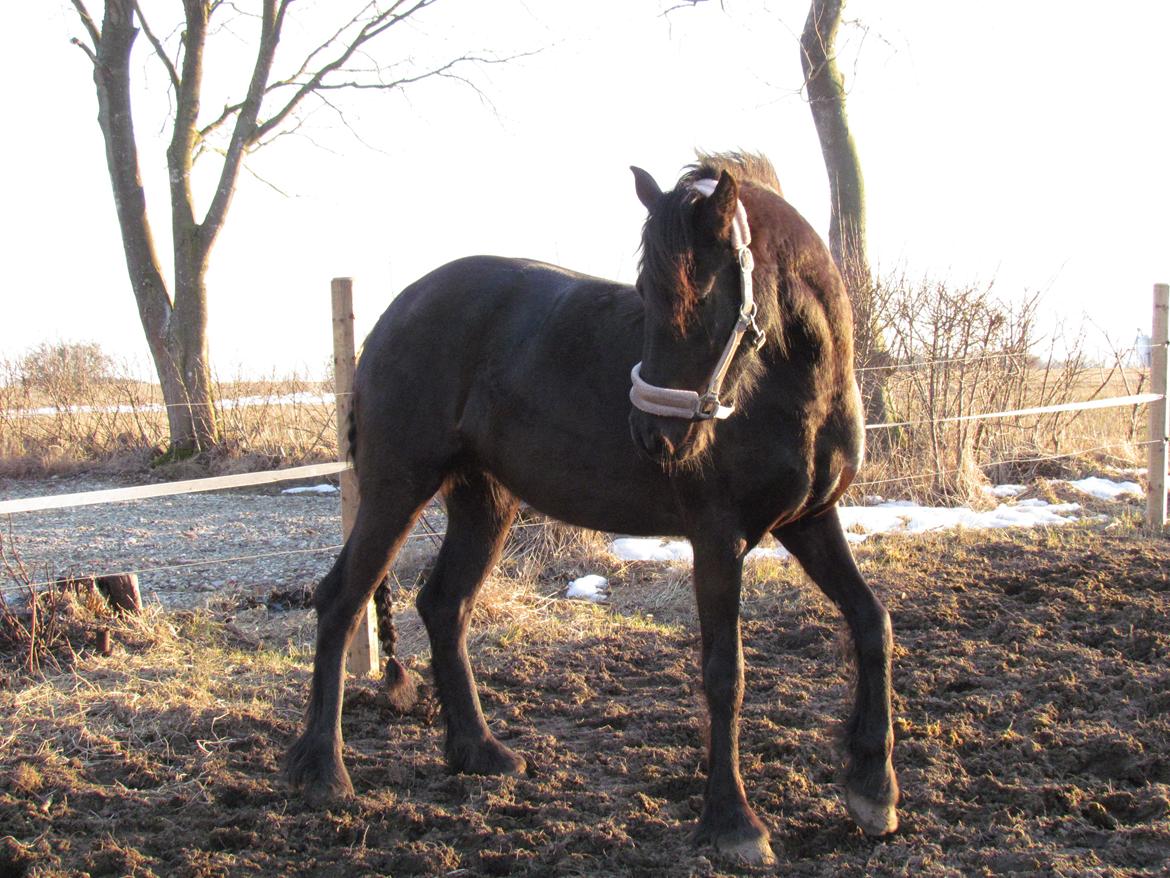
[690,534,776,867]
[775,506,899,836]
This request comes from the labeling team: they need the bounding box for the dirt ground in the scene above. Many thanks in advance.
[2,522,1168,877]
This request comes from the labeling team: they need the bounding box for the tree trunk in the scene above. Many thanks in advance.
[73,0,496,458]
[800,0,896,440]
[90,0,216,454]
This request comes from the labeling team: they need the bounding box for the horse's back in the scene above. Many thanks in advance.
[350,256,640,480]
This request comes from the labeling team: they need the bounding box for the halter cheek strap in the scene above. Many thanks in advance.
[629,178,765,421]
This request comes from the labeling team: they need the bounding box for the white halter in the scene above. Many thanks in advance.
[629,179,764,420]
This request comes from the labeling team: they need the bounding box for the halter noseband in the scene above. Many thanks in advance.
[629,178,765,421]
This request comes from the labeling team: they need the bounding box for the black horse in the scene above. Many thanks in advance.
[286,153,898,865]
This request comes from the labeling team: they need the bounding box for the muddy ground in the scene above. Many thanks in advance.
[2,523,1168,877]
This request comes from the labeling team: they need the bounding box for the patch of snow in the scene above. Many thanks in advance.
[1064,477,1144,501]
[611,538,693,563]
[281,484,339,495]
[609,497,1085,565]
[566,574,609,602]
[839,501,1081,534]
[984,484,1027,498]
[746,545,791,562]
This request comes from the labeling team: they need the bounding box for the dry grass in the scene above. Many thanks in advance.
[851,364,1150,505]
[845,273,1151,504]
[381,512,691,668]
[0,350,337,478]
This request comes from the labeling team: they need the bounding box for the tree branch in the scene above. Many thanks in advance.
[661,0,724,16]
[87,0,175,365]
[197,100,244,141]
[199,0,284,253]
[69,0,101,49]
[166,0,208,265]
[70,37,98,65]
[132,1,180,92]
[252,0,439,143]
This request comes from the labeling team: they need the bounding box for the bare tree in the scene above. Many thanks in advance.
[69,0,508,455]
[800,0,895,436]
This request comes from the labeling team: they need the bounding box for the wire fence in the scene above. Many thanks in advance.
[851,438,1157,491]
[2,338,1166,601]
[0,517,570,597]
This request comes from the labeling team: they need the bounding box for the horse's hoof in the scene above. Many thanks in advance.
[699,810,776,868]
[284,736,354,805]
[447,735,526,776]
[714,832,777,867]
[301,774,355,807]
[846,789,899,836]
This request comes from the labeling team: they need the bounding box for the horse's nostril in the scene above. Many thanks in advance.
[630,411,687,463]
[635,426,675,461]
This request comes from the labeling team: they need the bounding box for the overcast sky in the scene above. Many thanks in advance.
[6,1,1168,377]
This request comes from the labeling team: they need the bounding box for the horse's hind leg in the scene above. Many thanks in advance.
[285,475,438,804]
[775,507,899,835]
[416,470,523,775]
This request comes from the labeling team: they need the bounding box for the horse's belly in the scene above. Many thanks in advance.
[458,386,688,537]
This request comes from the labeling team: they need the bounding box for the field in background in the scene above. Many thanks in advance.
[0,353,337,478]
[849,364,1148,505]
[0,340,1152,505]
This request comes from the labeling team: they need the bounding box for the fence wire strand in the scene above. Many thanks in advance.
[851,439,1157,491]
[1,367,1162,595]
[0,519,560,596]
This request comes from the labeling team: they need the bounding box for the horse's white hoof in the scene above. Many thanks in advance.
[715,833,777,867]
[847,789,899,836]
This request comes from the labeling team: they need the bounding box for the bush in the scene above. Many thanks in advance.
[18,342,117,405]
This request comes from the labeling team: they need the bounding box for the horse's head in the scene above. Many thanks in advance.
[628,165,765,466]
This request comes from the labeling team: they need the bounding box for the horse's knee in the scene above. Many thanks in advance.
[851,596,892,666]
[701,645,744,714]
[416,575,472,636]
[415,580,442,627]
[314,552,346,615]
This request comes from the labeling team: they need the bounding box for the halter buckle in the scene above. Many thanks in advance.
[695,394,720,419]
[695,392,734,420]
[737,245,754,273]
[737,302,766,351]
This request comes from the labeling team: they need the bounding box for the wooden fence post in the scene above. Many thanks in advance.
[332,277,378,676]
[1149,283,1169,530]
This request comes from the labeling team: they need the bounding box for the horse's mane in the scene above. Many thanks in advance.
[682,151,783,197]
[639,151,783,334]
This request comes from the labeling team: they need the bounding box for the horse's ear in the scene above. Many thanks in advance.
[631,166,663,211]
[695,170,739,244]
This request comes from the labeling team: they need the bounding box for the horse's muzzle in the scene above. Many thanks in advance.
[629,409,706,465]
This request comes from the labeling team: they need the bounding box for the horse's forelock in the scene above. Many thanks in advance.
[639,187,702,334]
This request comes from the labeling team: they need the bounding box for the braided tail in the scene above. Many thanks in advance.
[373,575,417,712]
